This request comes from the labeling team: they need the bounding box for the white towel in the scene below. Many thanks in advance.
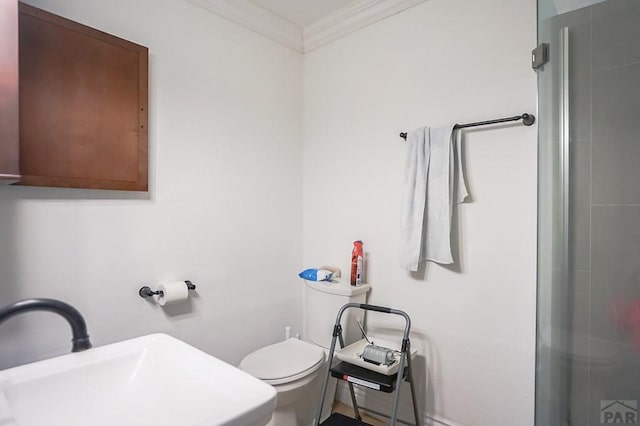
[423,125,468,264]
[399,127,430,271]
[400,125,468,271]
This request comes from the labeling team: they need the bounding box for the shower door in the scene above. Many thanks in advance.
[536,1,640,425]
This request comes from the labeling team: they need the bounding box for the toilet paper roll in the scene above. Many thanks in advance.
[157,281,189,306]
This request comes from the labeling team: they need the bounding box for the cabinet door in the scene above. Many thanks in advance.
[0,0,20,182]
[18,3,148,191]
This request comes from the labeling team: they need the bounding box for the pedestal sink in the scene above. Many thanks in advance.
[0,334,276,426]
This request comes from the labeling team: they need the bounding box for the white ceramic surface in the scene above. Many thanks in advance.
[0,333,276,426]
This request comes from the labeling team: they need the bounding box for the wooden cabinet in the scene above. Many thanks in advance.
[0,0,20,183]
[18,3,148,191]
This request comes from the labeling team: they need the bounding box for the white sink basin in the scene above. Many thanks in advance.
[0,333,276,426]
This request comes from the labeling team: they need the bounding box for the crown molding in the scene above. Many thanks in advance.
[188,0,426,54]
[303,0,426,52]
[187,0,304,53]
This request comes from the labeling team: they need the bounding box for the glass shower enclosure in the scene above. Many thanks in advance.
[536,0,640,425]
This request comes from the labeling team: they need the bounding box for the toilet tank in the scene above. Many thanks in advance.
[303,280,371,349]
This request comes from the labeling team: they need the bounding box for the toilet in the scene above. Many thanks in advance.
[240,279,371,426]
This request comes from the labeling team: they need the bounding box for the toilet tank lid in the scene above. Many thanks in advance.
[240,338,324,382]
[304,280,371,297]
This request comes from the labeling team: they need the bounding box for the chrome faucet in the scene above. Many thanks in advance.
[0,298,92,352]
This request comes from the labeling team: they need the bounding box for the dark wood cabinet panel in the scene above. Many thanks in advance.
[0,0,20,183]
[18,3,148,191]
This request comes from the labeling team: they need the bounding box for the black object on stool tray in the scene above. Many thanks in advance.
[330,361,408,393]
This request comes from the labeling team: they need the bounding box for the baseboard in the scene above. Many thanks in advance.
[336,382,464,426]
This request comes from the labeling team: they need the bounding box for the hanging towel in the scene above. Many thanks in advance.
[399,127,430,271]
[399,125,469,271]
[423,125,468,264]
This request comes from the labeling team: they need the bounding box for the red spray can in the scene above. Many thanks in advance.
[350,241,363,286]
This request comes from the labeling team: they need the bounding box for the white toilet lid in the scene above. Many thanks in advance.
[240,338,324,384]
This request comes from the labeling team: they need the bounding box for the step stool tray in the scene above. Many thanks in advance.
[335,338,417,376]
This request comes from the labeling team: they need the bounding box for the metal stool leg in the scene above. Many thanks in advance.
[406,346,421,426]
[339,331,361,421]
[315,324,340,425]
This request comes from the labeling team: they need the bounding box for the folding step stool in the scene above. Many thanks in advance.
[315,303,421,426]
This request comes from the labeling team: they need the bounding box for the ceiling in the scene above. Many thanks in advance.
[191,0,607,54]
[250,0,356,28]
[188,0,426,53]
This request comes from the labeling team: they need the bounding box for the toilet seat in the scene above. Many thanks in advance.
[240,338,325,385]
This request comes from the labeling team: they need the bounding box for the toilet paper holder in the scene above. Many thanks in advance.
[139,280,196,298]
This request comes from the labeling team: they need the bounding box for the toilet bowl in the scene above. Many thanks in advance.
[240,338,327,426]
[240,280,371,425]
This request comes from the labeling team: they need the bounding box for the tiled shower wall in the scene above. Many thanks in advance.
[556,1,640,424]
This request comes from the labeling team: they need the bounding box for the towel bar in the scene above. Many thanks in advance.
[399,113,535,140]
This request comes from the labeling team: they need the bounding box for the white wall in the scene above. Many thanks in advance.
[0,0,304,369]
[1,1,539,424]
[302,1,537,425]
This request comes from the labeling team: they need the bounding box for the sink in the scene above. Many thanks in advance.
[0,333,276,426]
